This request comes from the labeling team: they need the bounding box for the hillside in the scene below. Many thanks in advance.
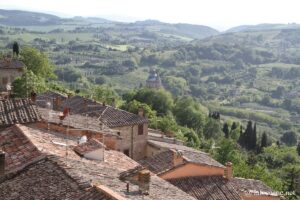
[0,9,299,139]
[226,23,300,33]
[0,9,61,26]
[0,9,218,40]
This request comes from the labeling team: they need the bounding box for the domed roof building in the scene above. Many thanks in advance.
[146,69,162,89]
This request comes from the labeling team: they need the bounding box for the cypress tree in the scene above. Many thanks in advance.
[223,123,230,138]
[238,125,245,147]
[13,41,19,57]
[261,132,268,149]
[252,122,257,150]
[245,121,253,150]
[297,142,300,156]
[231,122,237,131]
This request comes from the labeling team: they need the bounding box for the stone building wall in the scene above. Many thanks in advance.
[0,68,24,91]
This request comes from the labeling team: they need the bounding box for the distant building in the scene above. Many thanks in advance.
[146,69,162,89]
[0,57,25,92]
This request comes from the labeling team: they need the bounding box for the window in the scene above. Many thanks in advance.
[138,124,144,135]
[117,132,121,136]
[123,149,130,156]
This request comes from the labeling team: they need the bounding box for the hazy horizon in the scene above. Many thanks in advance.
[1,0,300,31]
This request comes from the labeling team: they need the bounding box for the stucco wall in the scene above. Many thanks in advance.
[161,163,224,179]
[113,123,148,160]
[0,68,23,91]
[240,192,281,200]
[84,149,104,161]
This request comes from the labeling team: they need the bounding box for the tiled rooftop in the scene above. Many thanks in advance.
[0,125,43,172]
[0,59,25,69]
[0,124,195,200]
[168,176,243,200]
[0,156,113,200]
[0,98,41,127]
[140,142,224,174]
[38,107,118,136]
[36,92,149,128]
[232,177,279,196]
[74,138,105,156]
[36,90,67,108]
[139,150,181,174]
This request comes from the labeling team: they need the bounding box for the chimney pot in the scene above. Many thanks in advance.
[138,170,150,195]
[0,150,5,176]
[138,108,144,117]
[172,149,184,167]
[225,162,233,180]
[30,91,37,103]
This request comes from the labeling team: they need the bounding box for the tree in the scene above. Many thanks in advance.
[283,165,300,199]
[12,70,47,97]
[214,139,240,165]
[12,41,20,58]
[297,142,300,156]
[281,131,298,147]
[173,96,207,133]
[20,46,55,79]
[121,100,156,120]
[231,122,238,131]
[93,85,119,106]
[129,88,174,115]
[261,132,269,149]
[204,118,223,140]
[223,123,230,138]
[251,122,257,150]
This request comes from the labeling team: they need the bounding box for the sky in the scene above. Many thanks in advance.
[1,0,300,30]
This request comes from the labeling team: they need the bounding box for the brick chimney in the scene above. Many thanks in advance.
[172,149,184,167]
[30,91,37,103]
[224,162,233,180]
[0,150,5,176]
[138,108,144,117]
[138,169,151,195]
[53,97,62,109]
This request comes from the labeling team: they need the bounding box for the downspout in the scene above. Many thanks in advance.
[131,125,134,159]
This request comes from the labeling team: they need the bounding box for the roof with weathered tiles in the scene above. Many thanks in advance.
[231,177,279,196]
[58,95,148,128]
[0,124,195,200]
[139,150,179,174]
[74,138,105,156]
[0,59,25,69]
[35,90,67,108]
[168,176,243,200]
[0,98,41,127]
[38,107,118,136]
[0,156,113,200]
[0,125,43,173]
[140,142,224,174]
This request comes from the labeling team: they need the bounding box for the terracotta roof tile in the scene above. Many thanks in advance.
[74,138,105,156]
[0,125,43,172]
[0,156,113,200]
[231,177,279,196]
[140,143,224,173]
[36,93,148,128]
[168,176,243,200]
[38,107,118,136]
[0,124,195,200]
[0,98,41,127]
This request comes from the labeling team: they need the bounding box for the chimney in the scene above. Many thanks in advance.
[102,102,106,106]
[138,169,150,195]
[224,162,233,180]
[54,97,62,108]
[0,150,5,176]
[30,91,37,103]
[172,149,184,167]
[138,108,144,117]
